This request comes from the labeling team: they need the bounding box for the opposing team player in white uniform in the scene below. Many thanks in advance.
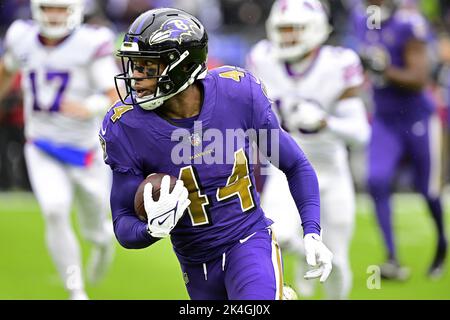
[0,0,119,299]
[247,0,370,299]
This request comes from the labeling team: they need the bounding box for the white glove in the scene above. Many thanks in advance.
[360,45,390,74]
[303,233,333,283]
[286,100,327,132]
[144,175,191,238]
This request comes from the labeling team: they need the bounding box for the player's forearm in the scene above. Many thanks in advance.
[325,97,370,147]
[384,66,428,91]
[110,170,159,249]
[282,156,322,236]
[112,215,159,249]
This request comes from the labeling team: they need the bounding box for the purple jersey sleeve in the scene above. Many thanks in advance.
[110,170,159,248]
[100,104,143,175]
[100,104,157,248]
[249,75,321,235]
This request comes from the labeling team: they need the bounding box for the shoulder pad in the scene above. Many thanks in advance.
[77,25,116,58]
[5,20,36,49]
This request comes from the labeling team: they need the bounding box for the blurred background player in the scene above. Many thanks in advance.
[352,0,448,279]
[0,0,119,299]
[247,0,370,299]
[101,7,333,300]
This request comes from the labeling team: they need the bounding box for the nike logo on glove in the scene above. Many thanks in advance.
[149,203,178,226]
[157,213,173,225]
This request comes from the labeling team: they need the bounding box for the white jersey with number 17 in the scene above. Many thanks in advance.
[3,20,119,149]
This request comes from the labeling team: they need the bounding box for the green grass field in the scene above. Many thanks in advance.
[0,192,449,300]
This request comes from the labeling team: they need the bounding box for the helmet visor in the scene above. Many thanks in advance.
[115,55,172,107]
[273,24,305,49]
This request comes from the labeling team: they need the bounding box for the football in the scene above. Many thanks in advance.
[134,173,178,221]
[282,285,298,300]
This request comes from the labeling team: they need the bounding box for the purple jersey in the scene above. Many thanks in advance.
[352,9,435,120]
[100,66,321,264]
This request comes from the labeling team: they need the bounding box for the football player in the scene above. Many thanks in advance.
[100,7,333,300]
[0,0,119,299]
[353,0,447,279]
[247,0,370,299]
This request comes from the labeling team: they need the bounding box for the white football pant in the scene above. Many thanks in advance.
[24,142,114,297]
[261,165,355,300]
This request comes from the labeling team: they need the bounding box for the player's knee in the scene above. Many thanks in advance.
[41,202,70,225]
[331,252,349,271]
[81,193,108,212]
[83,223,114,247]
[367,174,390,196]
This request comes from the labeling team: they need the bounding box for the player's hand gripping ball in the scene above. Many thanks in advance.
[134,173,178,221]
[134,174,190,238]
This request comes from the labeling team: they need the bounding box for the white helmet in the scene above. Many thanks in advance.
[266,0,332,61]
[31,0,84,39]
